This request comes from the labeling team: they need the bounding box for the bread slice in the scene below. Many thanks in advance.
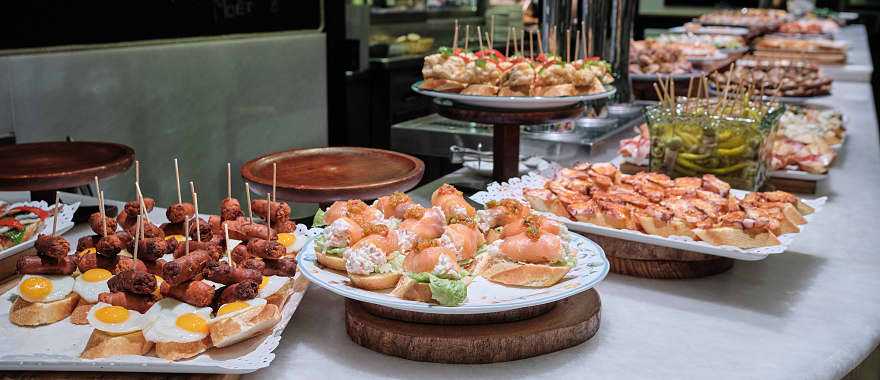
[70,299,94,325]
[389,277,433,303]
[10,292,80,326]
[795,200,814,215]
[693,227,780,249]
[155,337,212,361]
[637,216,695,238]
[80,330,153,359]
[265,279,296,308]
[1,221,43,250]
[316,252,346,272]
[523,188,573,219]
[209,304,281,348]
[349,272,402,291]
[781,203,808,225]
[420,79,466,93]
[498,85,529,96]
[478,253,571,287]
[461,84,499,96]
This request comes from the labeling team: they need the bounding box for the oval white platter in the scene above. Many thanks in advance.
[0,201,79,260]
[471,173,826,261]
[669,25,750,36]
[298,233,609,315]
[687,51,729,62]
[630,71,707,81]
[411,81,616,110]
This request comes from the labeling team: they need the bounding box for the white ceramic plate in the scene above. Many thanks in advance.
[0,271,310,374]
[471,173,825,261]
[0,201,79,260]
[687,51,729,62]
[669,26,750,36]
[630,71,707,81]
[770,169,827,181]
[720,46,750,55]
[411,82,616,110]
[298,234,609,315]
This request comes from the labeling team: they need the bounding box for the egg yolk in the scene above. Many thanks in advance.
[95,306,130,324]
[165,235,186,242]
[217,301,251,316]
[78,247,96,256]
[259,276,270,290]
[276,233,296,247]
[82,268,112,282]
[20,276,53,300]
[176,313,208,334]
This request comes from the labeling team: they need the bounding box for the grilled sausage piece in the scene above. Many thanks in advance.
[220,198,244,222]
[96,235,125,257]
[166,203,195,224]
[143,258,166,276]
[76,252,118,273]
[124,198,155,216]
[160,280,215,307]
[173,240,221,260]
[263,257,297,277]
[112,256,148,274]
[225,219,276,241]
[34,235,70,259]
[88,212,117,236]
[17,255,77,275]
[246,239,285,260]
[188,218,213,242]
[204,261,262,285]
[107,269,157,295]
[217,281,259,305]
[98,292,155,314]
[76,235,100,253]
[251,199,291,222]
[162,250,213,285]
[135,237,176,261]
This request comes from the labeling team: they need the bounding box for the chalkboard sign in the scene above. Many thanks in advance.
[1,0,322,50]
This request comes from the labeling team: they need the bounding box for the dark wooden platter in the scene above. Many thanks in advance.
[241,147,425,203]
[345,289,601,364]
[0,142,134,191]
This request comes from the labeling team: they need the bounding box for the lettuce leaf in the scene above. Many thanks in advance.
[312,208,326,227]
[410,272,431,283]
[325,247,346,257]
[428,275,467,306]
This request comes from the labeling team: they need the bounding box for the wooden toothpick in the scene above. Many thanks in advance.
[135,182,151,224]
[173,158,182,204]
[453,20,459,50]
[464,25,470,51]
[266,192,272,233]
[52,191,60,236]
[227,162,232,200]
[133,214,142,262]
[272,162,277,203]
[99,191,107,236]
[490,15,495,47]
[477,26,484,50]
[245,182,253,223]
[505,27,511,57]
[566,28,571,62]
[184,216,190,256]
[135,160,140,185]
[224,222,233,268]
[192,192,201,242]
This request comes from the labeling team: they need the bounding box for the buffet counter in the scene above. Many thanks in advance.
[249,81,880,380]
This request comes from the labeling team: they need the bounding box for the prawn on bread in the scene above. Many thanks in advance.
[344,225,404,290]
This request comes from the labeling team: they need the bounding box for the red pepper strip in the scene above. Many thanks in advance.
[475,49,505,61]
[8,206,48,220]
[0,218,23,230]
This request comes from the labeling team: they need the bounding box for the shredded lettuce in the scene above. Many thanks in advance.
[312,208,326,227]
[428,276,467,306]
[325,247,346,256]
[315,235,345,256]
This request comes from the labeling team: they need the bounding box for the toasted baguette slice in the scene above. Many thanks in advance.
[795,200,814,215]
[693,227,780,249]
[349,272,402,291]
[80,330,153,359]
[390,277,434,303]
[523,188,573,219]
[637,216,695,238]
[70,299,94,325]
[461,84,499,96]
[155,337,212,361]
[569,205,637,230]
[10,292,80,326]
[498,85,530,96]
[316,252,346,272]
[209,304,281,348]
[532,84,576,97]
[420,79,466,93]
[1,221,43,250]
[781,203,808,225]
[478,253,570,287]
[265,278,296,308]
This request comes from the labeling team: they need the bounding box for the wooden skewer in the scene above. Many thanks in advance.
[173,158,182,204]
[52,191,60,236]
[485,32,491,52]
[133,214,142,262]
[227,162,232,200]
[656,75,668,105]
[245,182,253,223]
[551,24,557,56]
[272,162,277,203]
[266,192,272,233]
[453,20,459,50]
[99,191,107,236]
[529,30,534,58]
[224,222,233,268]
[135,160,140,185]
[537,29,543,55]
[587,26,593,57]
[653,83,665,104]
[490,15,495,47]
[192,192,201,242]
[477,26,484,50]
[184,217,190,256]
[505,27,511,57]
[520,29,525,57]
[464,25,470,51]
[566,28,571,62]
[575,29,581,62]
[135,182,151,224]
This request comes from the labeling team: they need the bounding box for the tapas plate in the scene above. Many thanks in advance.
[411,81,616,110]
[668,25,750,36]
[0,201,79,260]
[687,51,729,62]
[630,71,707,81]
[471,173,826,261]
[298,234,609,315]
[0,270,310,374]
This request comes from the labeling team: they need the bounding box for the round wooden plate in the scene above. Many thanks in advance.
[583,233,734,279]
[241,147,425,203]
[345,289,601,364]
[0,141,134,191]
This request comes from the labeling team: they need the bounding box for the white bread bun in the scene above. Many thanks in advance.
[80,330,153,359]
[478,252,570,287]
[69,299,94,325]
[693,227,780,249]
[10,292,79,326]
[349,272,401,291]
[209,304,281,348]
[316,252,346,272]
[155,337,212,361]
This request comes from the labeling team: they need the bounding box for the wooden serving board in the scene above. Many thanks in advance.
[0,142,134,192]
[582,233,734,279]
[344,289,601,364]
